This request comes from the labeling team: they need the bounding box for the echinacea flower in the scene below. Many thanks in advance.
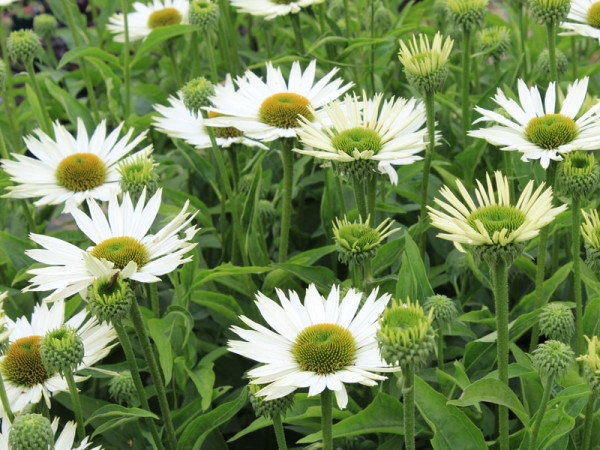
[561,0,600,42]
[1,119,151,212]
[228,284,396,409]
[294,92,427,184]
[25,189,198,302]
[108,0,189,42]
[0,299,116,413]
[469,77,600,168]
[428,171,566,252]
[205,60,353,142]
[229,0,325,20]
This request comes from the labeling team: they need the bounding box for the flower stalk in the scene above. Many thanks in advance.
[120,0,131,118]
[63,366,86,441]
[403,363,416,450]
[272,414,288,450]
[492,258,509,450]
[290,13,305,54]
[461,27,472,147]
[573,197,584,359]
[279,139,295,262]
[420,90,436,253]
[321,388,333,450]
[528,373,554,450]
[582,396,595,450]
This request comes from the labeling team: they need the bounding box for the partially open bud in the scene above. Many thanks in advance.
[87,272,134,324]
[118,152,159,204]
[557,151,599,199]
[249,383,295,419]
[578,336,600,396]
[582,209,600,275]
[478,26,511,62]
[539,303,575,342]
[9,414,54,450]
[40,326,84,374]
[528,0,571,25]
[447,0,489,31]
[333,216,397,265]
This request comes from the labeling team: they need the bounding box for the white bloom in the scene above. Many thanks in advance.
[229,0,325,20]
[1,119,151,213]
[294,92,427,184]
[0,0,18,6]
[561,0,600,42]
[25,189,198,302]
[206,60,353,142]
[153,76,267,150]
[469,77,600,169]
[0,299,116,414]
[0,417,101,449]
[228,284,396,409]
[428,171,567,252]
[108,0,189,42]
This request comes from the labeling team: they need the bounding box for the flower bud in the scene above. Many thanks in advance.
[40,326,84,374]
[532,340,574,379]
[109,370,138,406]
[181,77,215,114]
[333,216,397,265]
[118,152,159,204]
[33,14,58,40]
[249,383,295,419]
[535,48,568,80]
[257,199,276,227]
[478,26,511,62]
[539,303,575,342]
[582,209,600,275]
[9,414,54,450]
[528,0,571,25]
[557,151,599,199]
[424,294,458,325]
[7,29,43,65]
[189,0,220,33]
[447,0,489,31]
[87,273,134,324]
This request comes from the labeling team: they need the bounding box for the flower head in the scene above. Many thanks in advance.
[7,29,42,65]
[189,0,219,32]
[532,340,574,378]
[228,285,395,409]
[539,303,575,342]
[478,26,511,62]
[428,171,566,255]
[33,14,58,40]
[447,0,489,30]
[1,119,151,212]
[561,0,600,43]
[423,294,458,325]
[581,209,600,274]
[332,216,397,264]
[295,92,428,183]
[529,0,572,24]
[229,0,325,20]
[470,78,600,168]
[557,151,599,198]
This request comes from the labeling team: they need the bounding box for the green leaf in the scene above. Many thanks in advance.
[44,79,95,130]
[396,232,433,302]
[512,263,572,316]
[58,46,120,69]
[0,231,34,272]
[448,378,530,428]
[177,388,248,450]
[414,376,487,450]
[86,404,158,438]
[190,290,243,325]
[185,362,215,412]
[132,25,194,66]
[270,262,337,291]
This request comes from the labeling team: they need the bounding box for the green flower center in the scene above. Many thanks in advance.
[291,324,356,375]
[525,114,577,150]
[332,127,383,156]
[208,111,244,138]
[588,2,600,28]
[2,336,50,387]
[337,224,381,251]
[467,205,526,236]
[383,308,424,331]
[90,236,148,270]
[147,7,183,29]
[258,93,313,129]
[55,153,107,192]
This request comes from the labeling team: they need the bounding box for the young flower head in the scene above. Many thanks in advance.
[478,26,511,62]
[529,0,572,25]
[181,76,215,113]
[109,371,138,406]
[33,14,58,40]
[376,299,436,367]
[294,92,428,184]
[7,29,42,65]
[205,60,353,142]
[539,303,575,342]
[398,32,454,94]
[0,299,116,414]
[557,151,599,198]
[561,0,600,43]
[578,335,600,395]
[428,171,567,262]
[189,0,219,33]
[249,383,295,419]
[25,189,198,302]
[535,49,569,80]
[470,78,600,168]
[228,285,395,409]
[447,0,489,31]
[332,216,397,265]
[423,294,458,325]
[532,340,574,379]
[229,0,325,20]
[87,273,134,324]
[581,209,600,273]
[108,0,190,42]
[1,119,151,212]
[153,75,268,150]
[118,153,159,203]
[40,326,85,375]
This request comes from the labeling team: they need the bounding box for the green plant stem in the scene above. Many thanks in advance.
[279,141,294,262]
[519,4,529,79]
[492,258,509,450]
[546,22,558,88]
[321,389,333,450]
[369,0,375,94]
[352,175,367,220]
[130,297,177,449]
[63,366,86,441]
[121,0,131,118]
[582,396,595,450]
[334,172,346,216]
[21,201,36,233]
[419,90,436,255]
[228,146,240,189]
[149,283,159,318]
[272,414,288,450]
[0,21,20,147]
[0,129,8,160]
[264,25,272,59]
[472,50,480,94]
[530,163,557,351]
[350,261,363,289]
[218,0,239,73]
[25,62,53,135]
[572,196,584,360]
[461,26,472,147]
[403,363,416,450]
[571,36,577,80]
[343,0,351,39]
[437,328,444,369]
[166,41,182,87]
[113,322,164,450]
[205,32,219,83]
[60,0,100,122]
[366,176,376,227]
[494,61,501,81]
[290,13,305,54]
[0,373,14,422]
[528,374,554,450]
[44,37,58,68]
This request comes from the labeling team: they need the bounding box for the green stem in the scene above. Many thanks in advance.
[472,49,480,94]
[573,196,583,361]
[264,25,272,59]
[130,297,177,449]
[334,171,346,216]
[113,322,164,450]
[366,176,376,227]
[520,4,529,79]
[437,327,444,369]
[352,175,367,220]
[582,396,595,450]
[461,26,472,147]
[218,0,239,74]
[0,21,20,147]
[279,141,294,262]
[227,146,240,189]
[63,367,85,441]
[205,32,219,83]
[149,283,159,318]
[21,200,36,233]
[492,258,510,450]
[0,373,14,422]
[350,261,363,290]
[571,36,577,80]
[272,414,288,450]
[546,22,558,87]
[528,374,554,450]
[121,0,131,118]
[530,163,557,351]
[25,62,52,135]
[166,41,182,87]
[321,389,333,450]
[369,0,375,94]
[44,37,58,68]
[419,90,436,255]
[290,13,305,55]
[494,60,501,81]
[403,363,416,450]
[343,0,351,40]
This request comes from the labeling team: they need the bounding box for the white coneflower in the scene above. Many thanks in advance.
[229,0,325,20]
[561,0,600,42]
[1,119,151,212]
[470,77,600,168]
[228,284,396,409]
